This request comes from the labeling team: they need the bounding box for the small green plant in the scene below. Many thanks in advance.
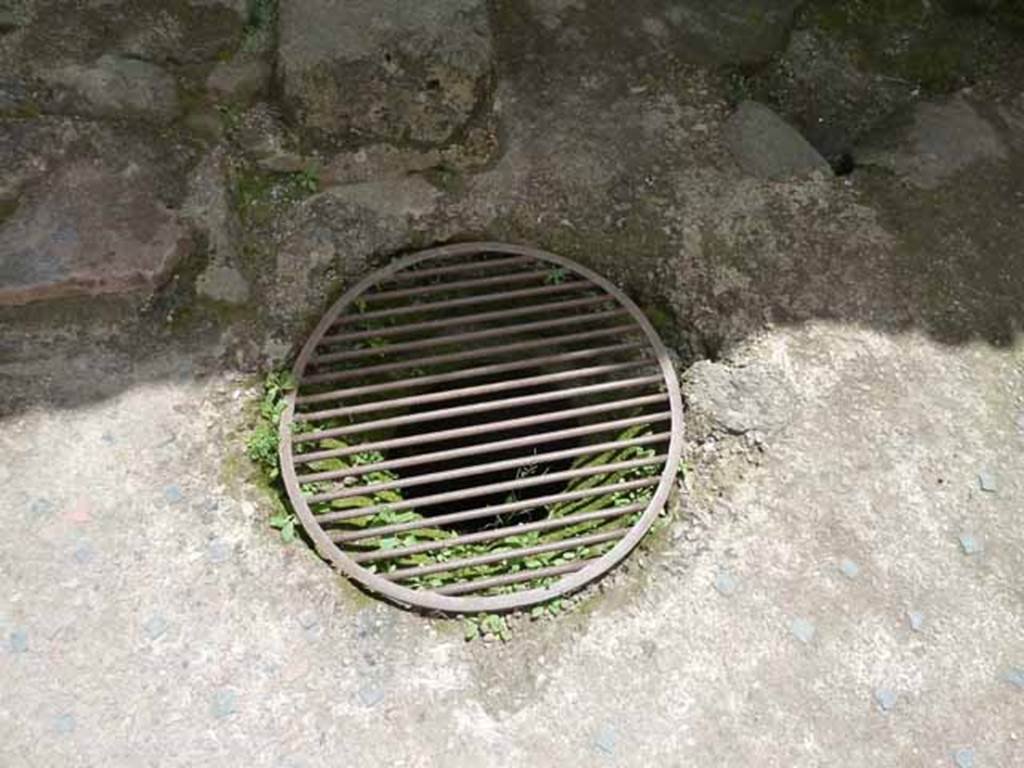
[296,165,319,194]
[463,614,510,642]
[246,370,297,541]
[545,266,567,285]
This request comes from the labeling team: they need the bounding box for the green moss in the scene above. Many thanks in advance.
[234,165,318,227]
[0,196,19,226]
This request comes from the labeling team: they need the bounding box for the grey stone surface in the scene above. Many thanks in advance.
[954,747,976,768]
[856,94,1008,189]
[682,356,800,437]
[46,55,180,120]
[277,0,493,146]
[665,0,803,66]
[0,121,192,307]
[206,57,270,105]
[724,100,831,181]
[196,264,250,304]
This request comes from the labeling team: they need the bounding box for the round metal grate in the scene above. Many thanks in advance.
[278,242,683,613]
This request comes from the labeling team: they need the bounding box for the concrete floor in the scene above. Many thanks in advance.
[2,322,1022,767]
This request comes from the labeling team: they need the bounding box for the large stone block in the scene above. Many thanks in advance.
[277,0,494,148]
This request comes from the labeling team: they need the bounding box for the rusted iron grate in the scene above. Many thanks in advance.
[279,242,683,613]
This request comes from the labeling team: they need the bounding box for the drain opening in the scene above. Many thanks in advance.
[279,242,683,613]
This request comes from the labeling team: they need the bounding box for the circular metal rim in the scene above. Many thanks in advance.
[278,242,684,614]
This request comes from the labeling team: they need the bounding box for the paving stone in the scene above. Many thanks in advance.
[278,0,494,147]
[874,687,897,712]
[839,558,860,579]
[46,55,181,121]
[953,746,976,768]
[855,94,1007,190]
[713,572,738,596]
[789,618,816,644]
[959,534,983,556]
[212,689,238,719]
[724,100,830,181]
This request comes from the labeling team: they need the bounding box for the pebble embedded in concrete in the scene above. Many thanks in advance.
[958,534,983,556]
[790,618,816,644]
[593,724,618,755]
[874,688,897,712]
[839,559,860,579]
[977,470,997,493]
[953,746,976,768]
[908,610,926,632]
[212,689,238,719]
[9,629,28,653]
[714,572,738,596]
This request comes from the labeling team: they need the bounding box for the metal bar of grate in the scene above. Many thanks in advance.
[435,562,589,596]
[383,529,628,582]
[364,269,553,302]
[293,396,669,462]
[312,309,630,364]
[294,375,662,442]
[296,362,652,422]
[299,429,670,486]
[348,502,645,563]
[307,432,668,498]
[330,280,595,325]
[331,483,657,544]
[294,343,646,406]
[319,295,615,345]
[313,454,665,516]
[302,325,640,384]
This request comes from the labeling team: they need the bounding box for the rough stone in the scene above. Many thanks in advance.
[277,0,494,147]
[206,57,270,105]
[196,264,250,304]
[682,357,799,437]
[855,94,1008,189]
[271,177,441,324]
[0,122,192,307]
[724,100,832,181]
[45,55,180,120]
[953,747,976,768]
[664,1,803,66]
[839,558,860,579]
